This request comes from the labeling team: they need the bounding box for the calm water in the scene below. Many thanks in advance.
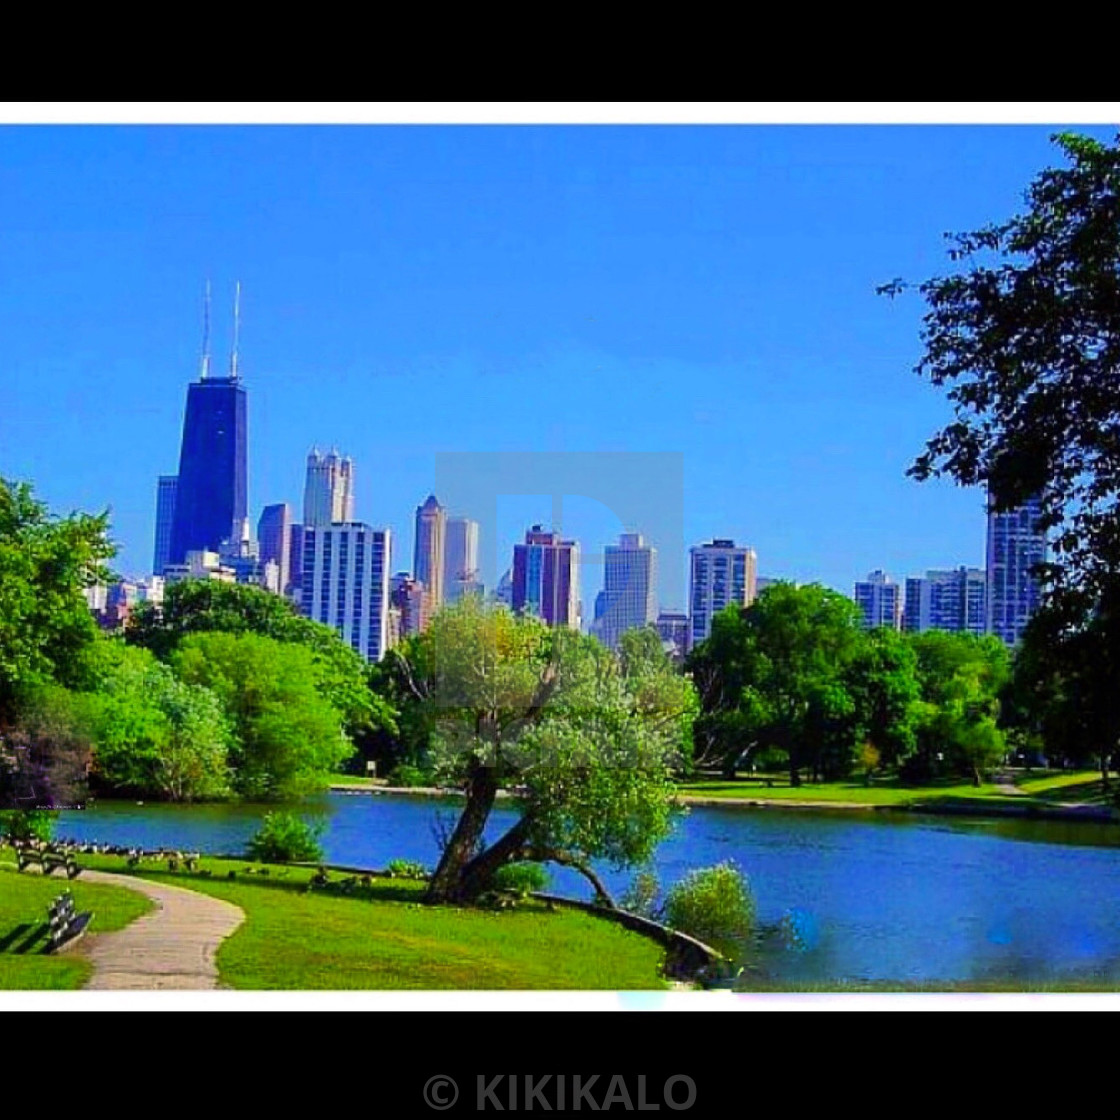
[55,793,1120,986]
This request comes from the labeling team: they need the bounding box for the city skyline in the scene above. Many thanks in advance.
[4,125,1109,606]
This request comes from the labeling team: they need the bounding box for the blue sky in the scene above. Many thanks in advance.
[1,122,1114,611]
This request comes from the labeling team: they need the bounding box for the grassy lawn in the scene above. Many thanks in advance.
[676,770,1115,812]
[328,773,381,787]
[0,859,153,990]
[74,853,668,990]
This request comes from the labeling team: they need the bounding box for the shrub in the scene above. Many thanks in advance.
[245,812,325,863]
[663,861,755,956]
[385,858,428,880]
[0,809,57,845]
[490,861,550,896]
[620,869,662,919]
[387,763,432,788]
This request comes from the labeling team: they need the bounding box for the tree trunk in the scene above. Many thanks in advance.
[1101,749,1111,790]
[972,765,982,788]
[425,762,499,904]
[453,815,534,902]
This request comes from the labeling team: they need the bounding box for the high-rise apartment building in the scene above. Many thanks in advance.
[390,573,431,637]
[153,475,178,576]
[596,532,658,650]
[854,570,902,630]
[985,496,1047,646]
[903,568,987,635]
[656,610,690,663]
[300,523,391,662]
[688,539,758,649]
[443,516,480,605]
[258,503,293,596]
[413,495,446,610]
[512,525,580,629]
[303,449,355,528]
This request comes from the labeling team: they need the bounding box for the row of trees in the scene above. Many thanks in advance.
[685,582,1011,787]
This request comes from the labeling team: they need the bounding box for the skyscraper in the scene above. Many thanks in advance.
[152,475,178,576]
[903,568,987,634]
[986,495,1047,645]
[168,285,248,567]
[688,539,758,649]
[413,495,446,610]
[443,516,480,604]
[300,522,391,662]
[390,572,431,637]
[258,502,293,596]
[597,532,658,650]
[512,525,580,629]
[854,570,902,630]
[302,449,355,528]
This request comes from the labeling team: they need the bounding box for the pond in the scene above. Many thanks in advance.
[56,792,1120,987]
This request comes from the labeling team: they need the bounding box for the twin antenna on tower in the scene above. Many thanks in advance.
[199,280,242,382]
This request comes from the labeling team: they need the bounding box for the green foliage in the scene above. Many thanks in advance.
[0,477,114,721]
[887,132,1120,615]
[245,812,325,863]
[171,631,354,800]
[490,861,550,895]
[386,762,433,788]
[127,579,397,744]
[393,598,695,903]
[81,639,233,801]
[385,858,428,879]
[0,808,57,843]
[620,869,662,920]
[663,862,755,957]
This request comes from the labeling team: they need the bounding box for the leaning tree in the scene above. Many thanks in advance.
[386,599,696,906]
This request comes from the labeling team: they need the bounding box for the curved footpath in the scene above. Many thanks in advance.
[78,870,244,990]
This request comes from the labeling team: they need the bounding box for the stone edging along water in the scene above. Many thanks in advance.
[329,783,1120,825]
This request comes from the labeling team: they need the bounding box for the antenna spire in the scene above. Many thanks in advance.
[199,279,212,380]
[229,281,242,381]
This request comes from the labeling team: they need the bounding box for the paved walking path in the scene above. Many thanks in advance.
[78,870,244,990]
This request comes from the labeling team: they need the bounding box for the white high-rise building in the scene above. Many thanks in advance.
[300,522,391,662]
[854,570,902,630]
[985,496,1046,646]
[688,539,758,650]
[597,532,658,650]
[443,516,480,604]
[903,568,986,635]
[303,448,355,528]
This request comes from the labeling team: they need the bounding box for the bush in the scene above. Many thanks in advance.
[385,858,428,880]
[387,763,433,788]
[0,809,57,845]
[245,812,325,863]
[490,861,550,896]
[620,869,662,919]
[663,861,755,957]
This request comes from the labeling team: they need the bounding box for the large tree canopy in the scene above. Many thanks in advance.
[387,598,695,905]
[0,477,113,721]
[882,131,1120,615]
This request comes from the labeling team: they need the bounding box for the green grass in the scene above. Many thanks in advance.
[73,854,669,990]
[0,859,153,990]
[676,770,1116,814]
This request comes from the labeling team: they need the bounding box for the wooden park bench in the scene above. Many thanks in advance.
[16,847,82,879]
[46,890,93,953]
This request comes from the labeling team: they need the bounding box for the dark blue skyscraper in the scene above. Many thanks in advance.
[152,474,178,575]
[167,283,249,566]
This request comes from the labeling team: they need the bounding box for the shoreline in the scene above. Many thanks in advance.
[328,781,1120,825]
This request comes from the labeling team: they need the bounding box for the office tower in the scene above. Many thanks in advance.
[688,539,758,649]
[303,448,355,528]
[597,532,658,650]
[300,523,391,662]
[903,568,987,634]
[512,525,581,629]
[152,475,178,576]
[854,570,902,630]
[287,524,304,596]
[656,610,690,663]
[443,516,480,604]
[986,496,1047,645]
[413,495,446,610]
[168,284,249,567]
[390,573,431,636]
[258,503,293,595]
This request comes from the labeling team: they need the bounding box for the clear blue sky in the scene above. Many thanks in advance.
[1,123,1114,611]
